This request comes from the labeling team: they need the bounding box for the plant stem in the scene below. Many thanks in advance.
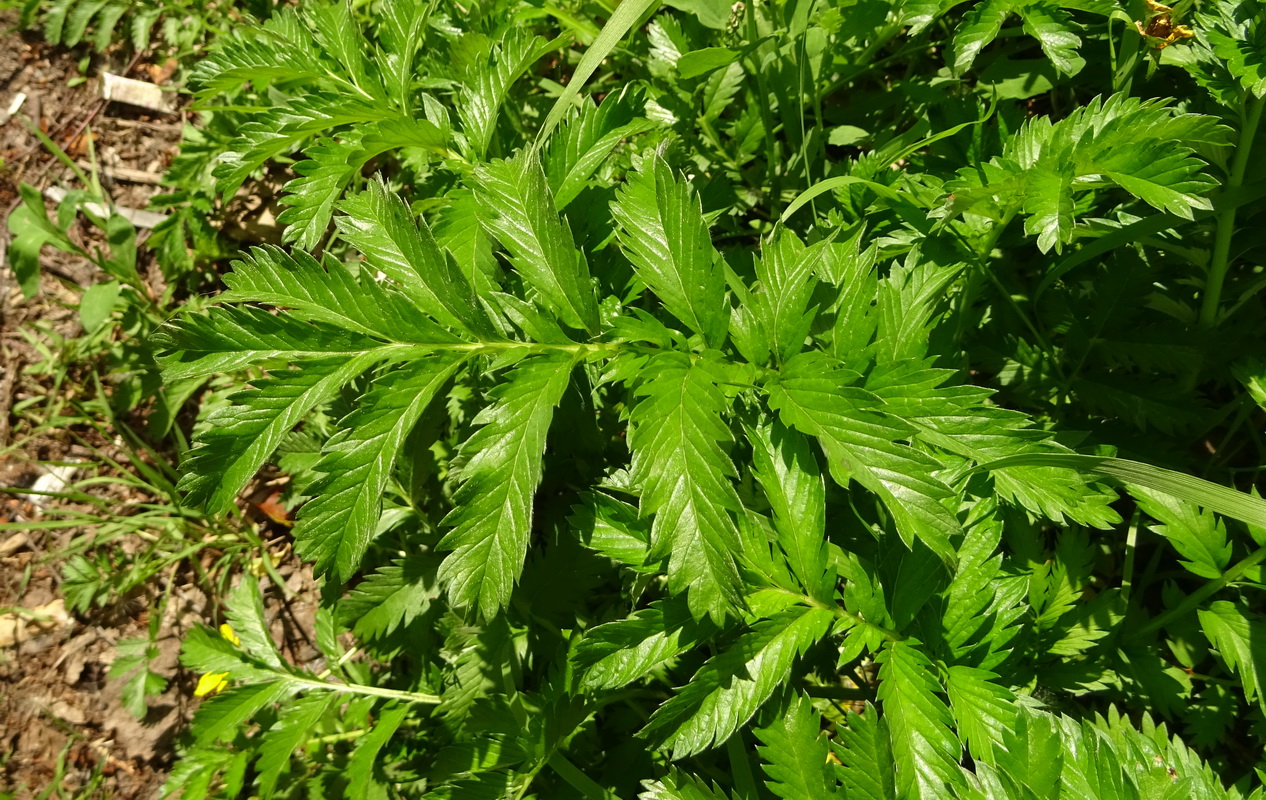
[1199,93,1264,328]
[726,734,760,800]
[547,753,617,800]
[289,675,442,704]
[1129,543,1266,641]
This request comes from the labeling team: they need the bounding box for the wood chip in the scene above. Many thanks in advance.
[0,532,29,557]
[100,72,173,113]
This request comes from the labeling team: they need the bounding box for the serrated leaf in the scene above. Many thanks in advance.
[336,179,497,339]
[1132,487,1231,580]
[746,420,831,602]
[574,598,714,689]
[754,694,843,799]
[224,578,284,669]
[192,681,294,746]
[628,352,744,622]
[1017,3,1083,75]
[1198,600,1266,714]
[256,693,335,797]
[766,352,960,561]
[219,244,458,344]
[876,641,963,799]
[612,156,730,348]
[437,353,576,619]
[750,230,821,365]
[296,356,464,581]
[347,702,409,800]
[834,705,897,800]
[545,88,655,210]
[952,0,1012,74]
[176,355,383,512]
[471,151,600,333]
[457,32,556,158]
[339,556,442,639]
[944,666,1016,762]
[641,605,834,756]
[640,769,733,800]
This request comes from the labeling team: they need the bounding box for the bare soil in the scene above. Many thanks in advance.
[0,14,317,799]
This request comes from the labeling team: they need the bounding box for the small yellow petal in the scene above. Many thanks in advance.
[219,623,241,647]
[195,672,229,697]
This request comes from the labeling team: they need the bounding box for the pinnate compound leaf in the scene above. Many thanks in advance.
[766,352,960,561]
[256,693,336,797]
[296,356,465,582]
[339,556,442,640]
[337,179,497,339]
[471,151,600,333]
[177,355,383,512]
[641,605,834,756]
[754,695,844,799]
[612,156,730,348]
[629,352,744,622]
[1198,600,1266,714]
[876,641,964,799]
[192,682,294,746]
[224,578,284,669]
[153,305,385,382]
[437,353,576,620]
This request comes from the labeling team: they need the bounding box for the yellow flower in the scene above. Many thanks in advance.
[193,624,241,698]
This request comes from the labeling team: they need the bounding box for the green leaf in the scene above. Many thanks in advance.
[628,352,744,622]
[339,556,441,640]
[79,280,121,333]
[944,666,1016,763]
[177,354,383,512]
[437,353,576,619]
[749,231,821,365]
[544,88,655,210]
[537,0,663,144]
[876,641,963,799]
[574,598,714,689]
[192,682,294,746]
[224,578,284,669]
[1132,487,1231,580]
[754,695,843,799]
[256,693,336,797]
[833,705,897,800]
[219,244,459,344]
[336,179,497,339]
[1198,600,1266,714]
[153,304,387,382]
[612,156,730,349]
[766,353,960,562]
[746,420,831,602]
[972,453,1266,530]
[347,703,409,800]
[640,769,733,800]
[471,151,600,333]
[1017,3,1083,75]
[296,356,464,581]
[571,491,654,572]
[952,0,1012,74]
[641,605,834,756]
[458,32,557,159]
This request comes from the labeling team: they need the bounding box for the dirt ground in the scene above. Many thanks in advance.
[0,14,318,799]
